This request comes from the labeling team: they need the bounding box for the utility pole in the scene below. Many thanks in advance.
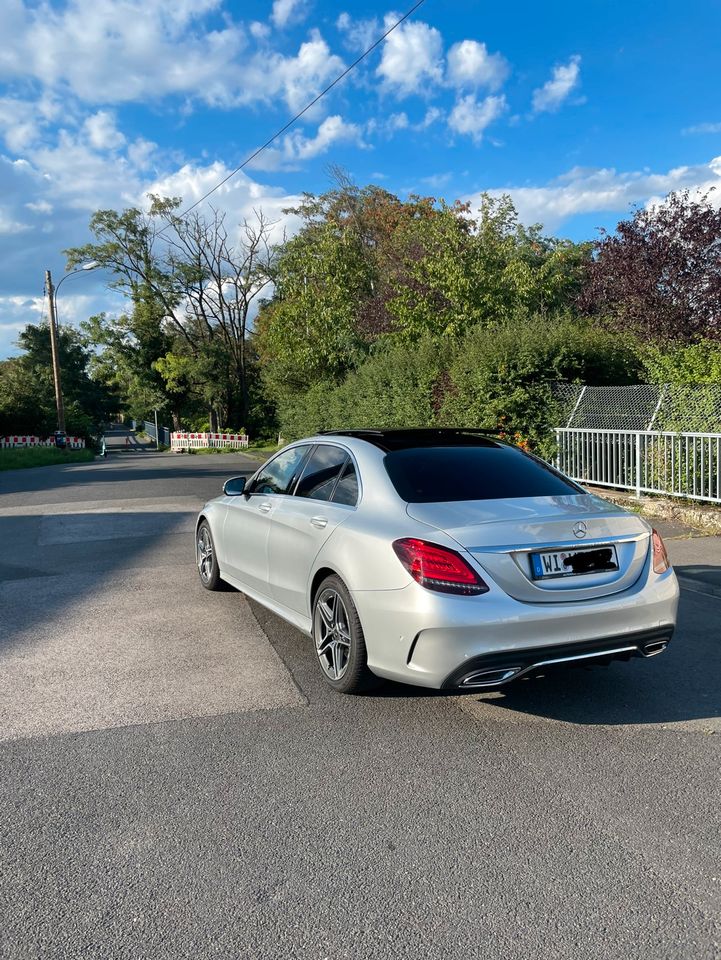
[45,270,66,433]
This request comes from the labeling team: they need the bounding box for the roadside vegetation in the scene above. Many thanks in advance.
[2,178,719,453]
[0,447,95,471]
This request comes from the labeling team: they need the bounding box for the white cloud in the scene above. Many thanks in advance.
[447,40,509,92]
[284,114,367,160]
[269,30,346,113]
[336,13,380,52]
[532,55,581,113]
[416,106,443,130]
[465,156,721,231]
[448,94,506,142]
[682,121,721,135]
[271,0,307,29]
[83,111,125,151]
[0,209,31,235]
[249,21,270,41]
[25,200,53,214]
[377,16,443,97]
[1,0,248,108]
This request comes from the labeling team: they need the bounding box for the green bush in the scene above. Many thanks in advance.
[275,315,642,457]
[440,316,642,457]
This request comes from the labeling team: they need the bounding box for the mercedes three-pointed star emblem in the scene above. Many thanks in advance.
[573,521,587,539]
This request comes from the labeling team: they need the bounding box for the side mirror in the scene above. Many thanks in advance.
[223,476,246,496]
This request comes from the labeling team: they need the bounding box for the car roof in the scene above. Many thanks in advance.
[317,428,505,452]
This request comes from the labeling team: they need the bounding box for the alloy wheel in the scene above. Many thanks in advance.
[197,526,213,583]
[314,587,352,681]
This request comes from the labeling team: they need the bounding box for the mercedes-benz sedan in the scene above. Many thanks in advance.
[195,429,679,694]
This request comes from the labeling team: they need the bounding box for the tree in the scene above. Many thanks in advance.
[66,197,275,431]
[256,183,592,421]
[580,189,721,343]
[0,323,117,437]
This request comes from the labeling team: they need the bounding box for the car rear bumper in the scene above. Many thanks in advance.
[439,625,674,689]
[352,561,679,689]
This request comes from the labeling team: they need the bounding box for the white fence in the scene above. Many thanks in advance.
[170,432,249,451]
[1,434,86,449]
[556,428,721,504]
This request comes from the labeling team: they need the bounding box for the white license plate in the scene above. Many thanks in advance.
[530,545,619,580]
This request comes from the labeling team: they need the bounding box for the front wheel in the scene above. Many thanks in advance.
[196,520,224,591]
[312,575,374,694]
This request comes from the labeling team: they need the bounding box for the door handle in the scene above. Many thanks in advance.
[258,501,272,514]
[310,516,328,529]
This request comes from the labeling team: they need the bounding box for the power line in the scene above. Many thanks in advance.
[163,0,427,227]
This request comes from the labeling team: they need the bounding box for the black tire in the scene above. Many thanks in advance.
[312,575,375,694]
[196,520,224,591]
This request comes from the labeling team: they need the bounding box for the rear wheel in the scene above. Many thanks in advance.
[196,520,224,591]
[312,575,374,694]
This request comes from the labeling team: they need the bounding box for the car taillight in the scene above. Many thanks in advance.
[392,538,489,595]
[651,529,671,574]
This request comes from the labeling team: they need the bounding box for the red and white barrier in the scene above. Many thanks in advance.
[1,435,85,449]
[170,432,249,452]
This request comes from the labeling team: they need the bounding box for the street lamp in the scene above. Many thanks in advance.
[45,261,99,433]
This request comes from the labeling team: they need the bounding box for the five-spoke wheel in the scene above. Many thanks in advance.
[196,520,223,591]
[312,575,374,693]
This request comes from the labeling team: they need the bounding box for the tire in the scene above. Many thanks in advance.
[312,575,375,694]
[196,520,224,591]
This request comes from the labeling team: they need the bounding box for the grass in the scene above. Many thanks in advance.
[244,442,281,461]
[181,441,280,460]
[0,447,95,471]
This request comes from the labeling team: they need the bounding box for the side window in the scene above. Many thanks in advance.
[331,458,359,506]
[250,445,311,496]
[295,445,348,502]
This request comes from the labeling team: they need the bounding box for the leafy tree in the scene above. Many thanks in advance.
[580,189,721,342]
[67,197,274,431]
[256,184,592,419]
[0,323,117,437]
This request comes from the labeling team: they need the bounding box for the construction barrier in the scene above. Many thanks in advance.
[1,435,86,449]
[170,432,249,452]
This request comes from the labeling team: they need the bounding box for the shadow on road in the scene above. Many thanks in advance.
[464,591,720,726]
[249,590,721,727]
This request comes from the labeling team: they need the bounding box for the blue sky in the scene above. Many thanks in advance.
[1,0,721,357]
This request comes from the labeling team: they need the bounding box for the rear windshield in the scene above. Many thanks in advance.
[384,445,580,503]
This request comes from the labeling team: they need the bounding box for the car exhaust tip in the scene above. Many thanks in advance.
[641,640,668,657]
[460,666,523,688]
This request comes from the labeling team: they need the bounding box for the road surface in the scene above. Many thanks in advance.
[1,450,720,959]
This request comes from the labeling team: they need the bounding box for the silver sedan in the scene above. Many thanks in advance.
[195,429,679,694]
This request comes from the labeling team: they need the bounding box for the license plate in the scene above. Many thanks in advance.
[530,545,619,580]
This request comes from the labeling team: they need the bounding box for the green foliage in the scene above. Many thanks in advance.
[0,447,95,471]
[440,317,642,458]
[274,316,642,457]
[0,323,117,438]
[640,340,721,384]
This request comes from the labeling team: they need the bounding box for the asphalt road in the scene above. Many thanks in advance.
[1,444,720,960]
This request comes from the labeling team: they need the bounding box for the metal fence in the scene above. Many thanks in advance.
[551,384,721,504]
[131,419,172,446]
[553,383,721,432]
[555,428,721,503]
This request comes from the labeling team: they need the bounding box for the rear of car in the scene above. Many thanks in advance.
[338,434,679,689]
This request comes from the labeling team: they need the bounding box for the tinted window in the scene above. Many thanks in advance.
[251,445,311,496]
[295,445,347,501]
[332,459,358,506]
[384,446,580,503]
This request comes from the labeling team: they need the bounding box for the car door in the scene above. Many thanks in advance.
[222,444,312,597]
[268,445,359,616]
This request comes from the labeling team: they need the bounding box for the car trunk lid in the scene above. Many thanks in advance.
[406,494,650,602]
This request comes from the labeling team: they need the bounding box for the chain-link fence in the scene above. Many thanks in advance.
[552,383,721,503]
[553,383,721,432]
